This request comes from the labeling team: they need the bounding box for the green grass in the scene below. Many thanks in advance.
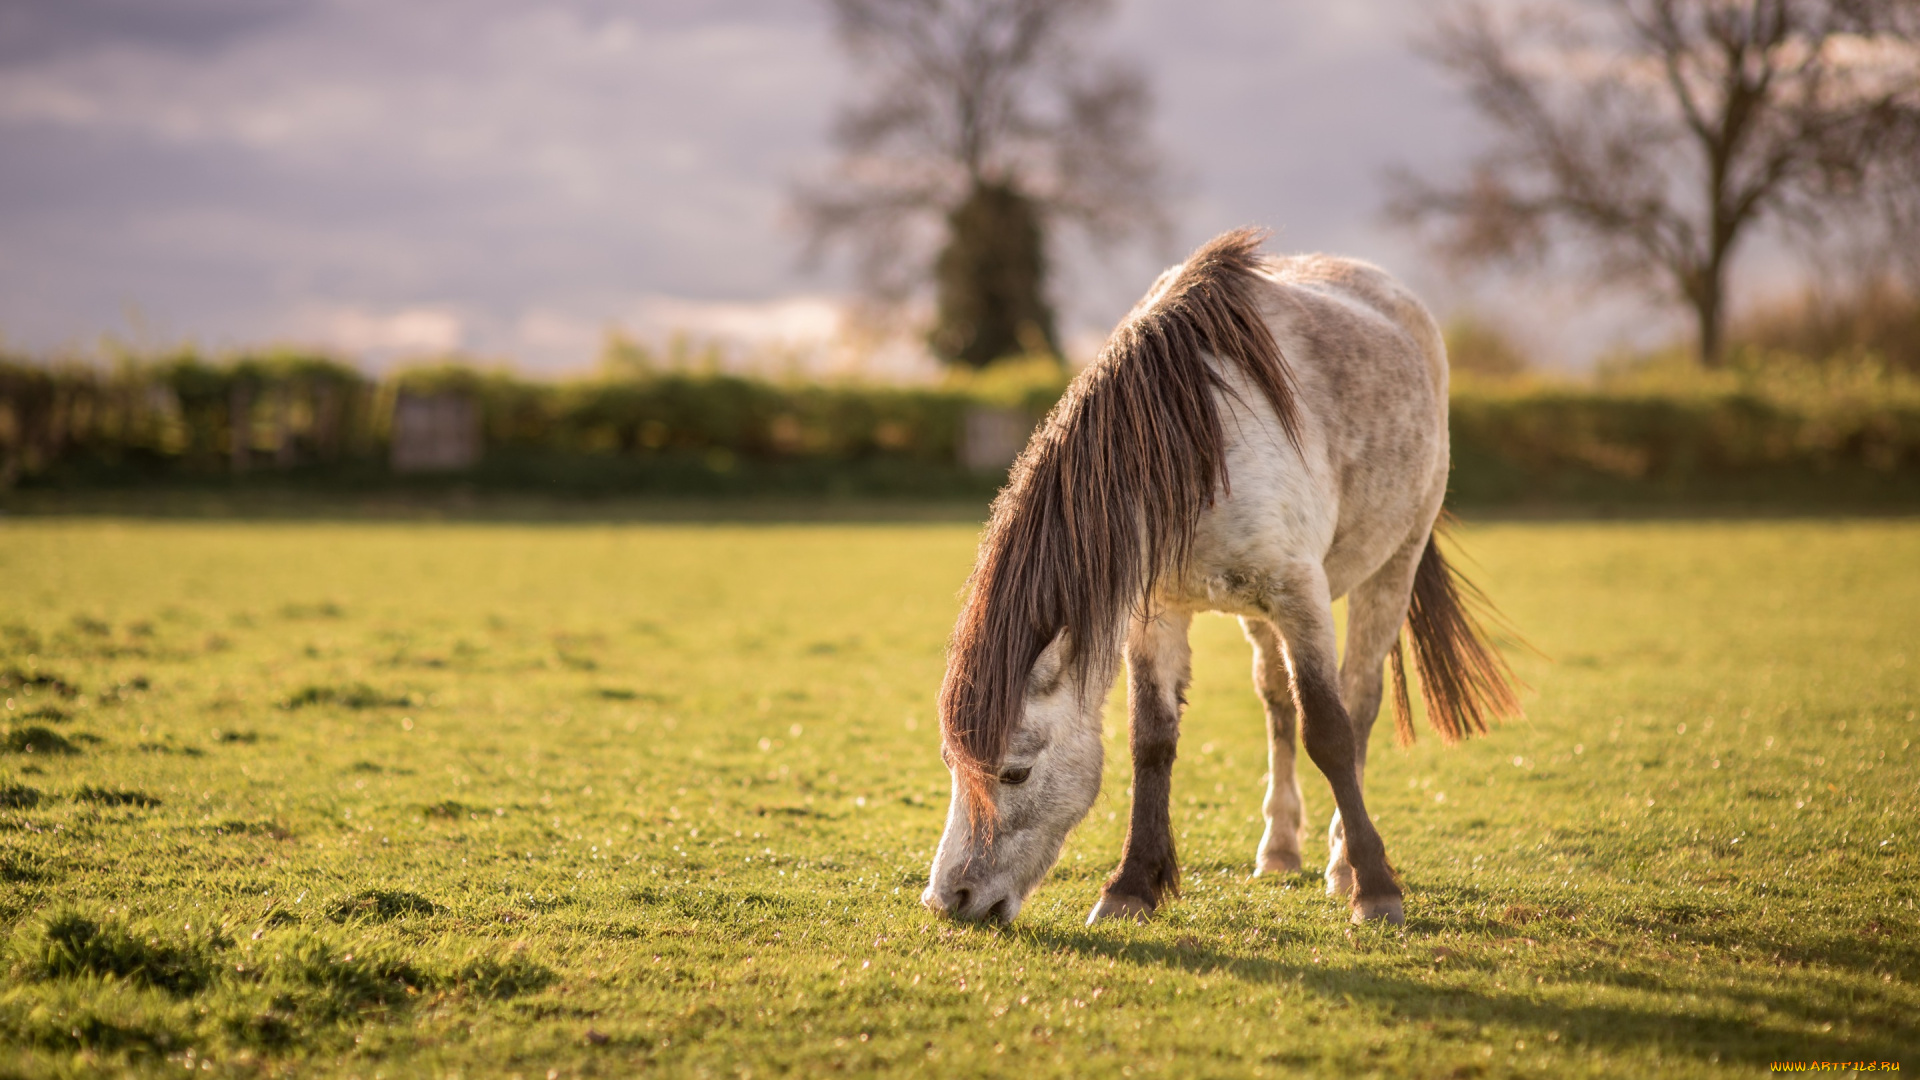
[0,517,1913,1078]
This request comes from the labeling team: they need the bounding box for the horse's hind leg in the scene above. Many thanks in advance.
[1243,618,1306,875]
[1326,536,1425,900]
[1089,609,1192,924]
[1262,563,1404,924]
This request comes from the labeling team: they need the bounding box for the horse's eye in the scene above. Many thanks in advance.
[1000,766,1031,786]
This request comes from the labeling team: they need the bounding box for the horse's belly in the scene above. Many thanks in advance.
[1171,440,1439,618]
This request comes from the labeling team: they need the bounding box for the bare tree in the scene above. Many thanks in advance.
[1390,0,1920,366]
[795,0,1167,368]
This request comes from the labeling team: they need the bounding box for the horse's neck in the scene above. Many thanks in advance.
[1062,621,1130,713]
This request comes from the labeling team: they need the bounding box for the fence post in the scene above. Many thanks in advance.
[229,379,252,474]
[391,390,482,473]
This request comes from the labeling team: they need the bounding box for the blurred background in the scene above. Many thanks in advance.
[2,0,1917,507]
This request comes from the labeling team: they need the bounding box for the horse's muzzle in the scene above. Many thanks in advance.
[921,882,1014,924]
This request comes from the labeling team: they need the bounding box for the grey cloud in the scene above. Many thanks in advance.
[0,0,307,66]
[1,0,1608,369]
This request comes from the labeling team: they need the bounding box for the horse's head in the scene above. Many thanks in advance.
[923,633,1105,924]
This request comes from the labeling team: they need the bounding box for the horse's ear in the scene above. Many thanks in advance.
[1027,629,1071,695]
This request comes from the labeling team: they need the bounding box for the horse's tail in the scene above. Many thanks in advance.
[1389,524,1525,745]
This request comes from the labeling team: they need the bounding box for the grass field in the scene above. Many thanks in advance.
[0,516,1914,1078]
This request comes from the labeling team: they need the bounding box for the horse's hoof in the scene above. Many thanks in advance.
[1086,893,1154,925]
[1351,895,1404,925]
[1255,850,1303,876]
[1324,862,1355,898]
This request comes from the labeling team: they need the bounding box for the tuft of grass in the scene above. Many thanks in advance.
[325,889,439,923]
[205,817,293,839]
[73,785,163,809]
[0,781,41,809]
[0,848,53,883]
[1,726,79,755]
[628,883,804,927]
[282,683,410,710]
[0,988,196,1059]
[280,600,346,619]
[0,666,79,698]
[137,740,204,756]
[448,952,557,999]
[276,933,433,1018]
[93,675,151,704]
[21,910,226,997]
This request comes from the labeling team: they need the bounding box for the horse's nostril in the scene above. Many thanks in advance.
[985,897,1010,923]
[952,887,971,913]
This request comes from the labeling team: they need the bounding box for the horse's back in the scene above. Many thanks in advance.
[1196,253,1449,603]
[1257,254,1447,399]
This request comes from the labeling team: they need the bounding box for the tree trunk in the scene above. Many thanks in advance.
[1687,259,1729,370]
[930,181,1060,369]
[1695,290,1724,369]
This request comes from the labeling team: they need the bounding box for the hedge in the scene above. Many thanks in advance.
[2,350,1916,507]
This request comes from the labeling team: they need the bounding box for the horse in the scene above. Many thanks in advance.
[922,228,1522,927]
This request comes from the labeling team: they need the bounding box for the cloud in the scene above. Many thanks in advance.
[0,0,1691,371]
[626,296,842,348]
[0,0,306,67]
[319,306,464,357]
[606,296,942,382]
[0,0,845,363]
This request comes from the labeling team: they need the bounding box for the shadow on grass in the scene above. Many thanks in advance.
[1408,879,1920,983]
[1020,916,1914,1069]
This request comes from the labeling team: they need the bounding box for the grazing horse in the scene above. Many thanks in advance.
[922,229,1521,927]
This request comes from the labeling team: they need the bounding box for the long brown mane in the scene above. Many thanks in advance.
[939,228,1302,815]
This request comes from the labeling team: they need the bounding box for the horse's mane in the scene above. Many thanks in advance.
[938,228,1303,817]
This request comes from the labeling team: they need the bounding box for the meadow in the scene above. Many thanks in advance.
[0,515,1914,1078]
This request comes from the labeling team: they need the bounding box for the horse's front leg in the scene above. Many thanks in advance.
[1243,618,1306,875]
[1088,609,1192,923]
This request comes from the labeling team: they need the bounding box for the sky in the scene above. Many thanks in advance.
[0,0,1691,374]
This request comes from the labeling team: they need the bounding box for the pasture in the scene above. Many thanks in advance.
[0,516,1913,1078]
